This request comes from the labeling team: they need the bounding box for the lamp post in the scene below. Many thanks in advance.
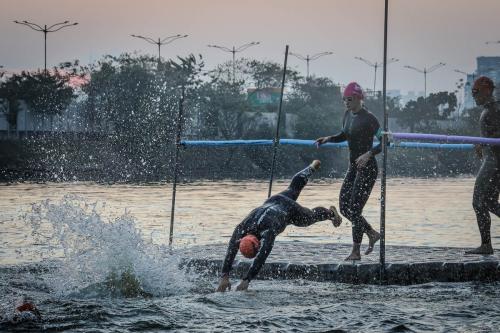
[289,51,333,78]
[131,34,188,65]
[404,62,445,99]
[14,20,78,73]
[454,68,476,96]
[207,42,260,82]
[454,69,476,82]
[354,57,398,95]
[486,40,500,45]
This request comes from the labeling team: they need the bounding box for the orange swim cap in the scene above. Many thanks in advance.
[239,234,260,258]
[16,303,36,312]
[472,76,495,94]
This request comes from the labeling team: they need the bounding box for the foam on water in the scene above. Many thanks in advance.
[23,194,194,297]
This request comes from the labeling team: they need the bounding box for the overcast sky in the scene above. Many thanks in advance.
[1,0,500,94]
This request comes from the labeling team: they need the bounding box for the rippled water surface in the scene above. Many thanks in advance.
[1,178,499,332]
[1,264,499,332]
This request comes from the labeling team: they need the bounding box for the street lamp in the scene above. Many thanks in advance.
[207,42,260,82]
[354,57,398,94]
[289,51,333,78]
[131,34,188,64]
[14,20,78,73]
[404,62,445,99]
[454,69,476,85]
[486,40,500,45]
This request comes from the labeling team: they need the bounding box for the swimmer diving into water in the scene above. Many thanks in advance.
[216,160,342,292]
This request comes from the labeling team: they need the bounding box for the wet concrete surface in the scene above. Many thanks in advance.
[179,242,500,284]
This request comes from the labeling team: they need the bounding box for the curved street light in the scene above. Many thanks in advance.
[131,34,188,64]
[354,56,399,94]
[486,40,500,45]
[14,20,78,73]
[404,62,445,99]
[289,51,333,78]
[454,69,476,85]
[207,42,260,82]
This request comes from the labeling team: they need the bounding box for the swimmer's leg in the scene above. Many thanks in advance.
[291,204,342,228]
[279,160,321,201]
[467,159,497,255]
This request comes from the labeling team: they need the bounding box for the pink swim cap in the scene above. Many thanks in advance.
[343,82,364,99]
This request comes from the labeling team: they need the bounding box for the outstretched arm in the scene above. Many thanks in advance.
[328,131,348,143]
[217,224,245,292]
[315,131,347,147]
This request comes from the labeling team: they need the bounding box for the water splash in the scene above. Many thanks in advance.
[24,194,194,297]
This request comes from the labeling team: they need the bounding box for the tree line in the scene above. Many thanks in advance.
[0,54,483,182]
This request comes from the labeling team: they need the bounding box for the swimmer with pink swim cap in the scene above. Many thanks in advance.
[315,81,382,261]
[343,81,365,99]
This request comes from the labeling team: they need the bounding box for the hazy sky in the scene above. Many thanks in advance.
[1,0,500,94]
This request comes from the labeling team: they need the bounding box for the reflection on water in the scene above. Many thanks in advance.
[0,179,499,332]
[1,262,499,333]
[0,177,495,265]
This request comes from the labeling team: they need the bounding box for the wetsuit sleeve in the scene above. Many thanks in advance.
[221,224,245,276]
[369,114,384,156]
[244,229,277,281]
[329,131,348,143]
[370,127,383,155]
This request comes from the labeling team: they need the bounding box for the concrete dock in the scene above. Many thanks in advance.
[179,242,500,284]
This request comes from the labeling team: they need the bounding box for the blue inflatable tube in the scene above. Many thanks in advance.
[181,139,474,150]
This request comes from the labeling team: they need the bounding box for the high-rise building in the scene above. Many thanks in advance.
[463,56,500,110]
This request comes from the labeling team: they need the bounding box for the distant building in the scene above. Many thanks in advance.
[463,56,500,110]
[246,87,296,136]
[387,89,401,99]
[247,87,281,107]
[0,98,88,139]
[399,90,424,106]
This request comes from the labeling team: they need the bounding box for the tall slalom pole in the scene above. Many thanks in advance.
[169,86,185,246]
[268,45,289,198]
[379,0,389,283]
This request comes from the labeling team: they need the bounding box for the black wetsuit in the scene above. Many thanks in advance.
[329,108,382,244]
[473,101,500,245]
[221,166,335,282]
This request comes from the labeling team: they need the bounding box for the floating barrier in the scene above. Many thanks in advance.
[391,132,500,145]
[181,139,475,150]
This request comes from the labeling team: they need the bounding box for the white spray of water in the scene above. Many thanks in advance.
[24,194,194,297]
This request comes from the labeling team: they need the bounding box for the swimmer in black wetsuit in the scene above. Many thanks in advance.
[216,160,342,292]
[466,76,500,255]
[316,82,382,261]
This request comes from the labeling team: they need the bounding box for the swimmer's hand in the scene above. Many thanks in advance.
[356,151,372,169]
[474,144,483,159]
[216,275,231,292]
[236,279,249,291]
[315,136,330,148]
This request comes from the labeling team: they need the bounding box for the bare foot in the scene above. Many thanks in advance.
[365,230,380,255]
[345,243,361,261]
[330,206,342,227]
[310,160,321,171]
[345,251,361,261]
[465,244,494,255]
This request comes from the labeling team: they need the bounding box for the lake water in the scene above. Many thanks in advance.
[1,178,499,332]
